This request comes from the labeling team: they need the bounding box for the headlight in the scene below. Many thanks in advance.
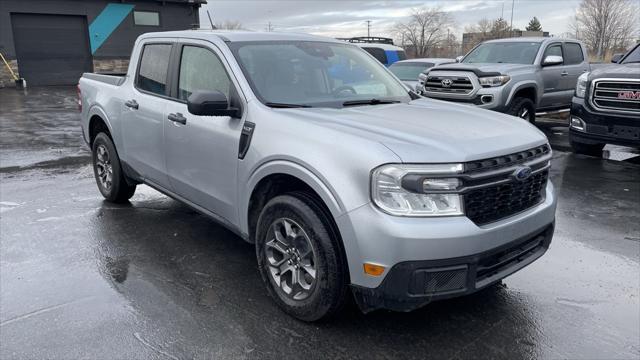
[371,164,464,217]
[479,75,510,87]
[575,72,589,98]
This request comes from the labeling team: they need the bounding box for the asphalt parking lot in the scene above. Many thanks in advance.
[1,87,639,359]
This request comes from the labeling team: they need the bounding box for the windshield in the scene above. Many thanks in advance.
[621,45,640,64]
[389,62,433,80]
[228,41,411,108]
[463,42,541,64]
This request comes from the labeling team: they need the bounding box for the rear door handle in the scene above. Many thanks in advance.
[560,71,569,76]
[124,99,139,109]
[167,112,187,125]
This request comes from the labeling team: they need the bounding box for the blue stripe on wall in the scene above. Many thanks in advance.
[88,3,135,54]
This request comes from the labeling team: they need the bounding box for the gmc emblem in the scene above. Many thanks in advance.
[618,91,640,100]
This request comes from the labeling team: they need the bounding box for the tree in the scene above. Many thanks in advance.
[490,17,511,38]
[392,7,455,58]
[214,20,244,30]
[573,0,639,60]
[526,17,543,32]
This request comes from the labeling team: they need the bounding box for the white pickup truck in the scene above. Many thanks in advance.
[79,30,557,321]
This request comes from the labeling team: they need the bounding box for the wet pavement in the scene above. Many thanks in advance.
[1,87,639,359]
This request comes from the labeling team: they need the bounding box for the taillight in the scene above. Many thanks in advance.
[77,85,82,112]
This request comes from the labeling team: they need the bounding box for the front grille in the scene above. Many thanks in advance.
[464,144,550,173]
[424,75,474,94]
[591,80,640,113]
[464,170,548,225]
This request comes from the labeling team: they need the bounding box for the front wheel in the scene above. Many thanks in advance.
[92,133,136,202]
[507,97,536,124]
[255,192,348,321]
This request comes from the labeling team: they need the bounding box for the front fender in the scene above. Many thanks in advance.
[239,158,346,236]
[505,81,539,107]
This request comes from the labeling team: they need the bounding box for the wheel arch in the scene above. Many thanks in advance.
[506,82,539,107]
[242,160,346,243]
[87,105,113,146]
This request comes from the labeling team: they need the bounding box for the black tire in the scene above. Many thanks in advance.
[92,133,136,203]
[507,97,536,124]
[255,192,348,321]
[569,137,604,157]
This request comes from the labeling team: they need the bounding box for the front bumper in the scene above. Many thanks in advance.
[352,223,554,312]
[417,85,507,111]
[336,181,556,312]
[570,96,640,147]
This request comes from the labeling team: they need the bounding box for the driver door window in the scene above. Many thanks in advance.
[178,46,231,100]
[543,44,563,64]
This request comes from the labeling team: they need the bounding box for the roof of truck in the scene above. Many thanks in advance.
[139,30,343,43]
[484,37,579,43]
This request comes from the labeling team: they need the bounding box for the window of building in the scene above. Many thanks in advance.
[136,44,171,95]
[134,11,160,26]
[564,43,584,65]
[178,46,231,101]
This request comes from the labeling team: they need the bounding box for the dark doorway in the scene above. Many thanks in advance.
[11,13,93,86]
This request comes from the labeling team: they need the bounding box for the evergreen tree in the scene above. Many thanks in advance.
[526,17,543,32]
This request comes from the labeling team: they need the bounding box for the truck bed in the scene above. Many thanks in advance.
[81,72,126,86]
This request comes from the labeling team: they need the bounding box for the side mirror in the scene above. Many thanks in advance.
[455,55,464,63]
[611,53,623,63]
[542,55,563,66]
[187,90,241,117]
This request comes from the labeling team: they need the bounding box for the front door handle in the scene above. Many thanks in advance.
[560,71,569,76]
[124,99,139,109]
[167,112,187,125]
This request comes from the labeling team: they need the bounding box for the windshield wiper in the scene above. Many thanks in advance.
[264,102,311,108]
[342,99,401,107]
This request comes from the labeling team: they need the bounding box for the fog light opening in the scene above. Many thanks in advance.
[570,116,586,131]
[480,95,493,104]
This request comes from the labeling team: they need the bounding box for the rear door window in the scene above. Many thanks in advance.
[136,43,172,95]
[564,43,584,65]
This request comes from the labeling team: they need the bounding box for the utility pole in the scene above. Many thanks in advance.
[267,21,273,32]
[366,20,371,37]
[510,0,514,37]
[447,28,450,57]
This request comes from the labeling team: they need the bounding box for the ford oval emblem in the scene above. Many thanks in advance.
[512,166,533,181]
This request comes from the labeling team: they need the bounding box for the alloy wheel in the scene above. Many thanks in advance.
[95,144,113,191]
[265,218,317,300]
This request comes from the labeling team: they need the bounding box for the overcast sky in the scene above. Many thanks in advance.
[199,0,582,39]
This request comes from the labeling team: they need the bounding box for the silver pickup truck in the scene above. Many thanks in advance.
[417,37,590,123]
[79,30,557,321]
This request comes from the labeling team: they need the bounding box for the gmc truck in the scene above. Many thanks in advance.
[569,43,640,155]
[417,37,590,124]
[79,31,557,321]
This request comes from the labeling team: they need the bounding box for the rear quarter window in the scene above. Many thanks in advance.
[136,43,172,96]
[362,47,388,64]
[564,43,584,65]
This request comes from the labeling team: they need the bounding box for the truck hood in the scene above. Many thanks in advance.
[427,63,535,76]
[590,63,640,78]
[280,99,548,163]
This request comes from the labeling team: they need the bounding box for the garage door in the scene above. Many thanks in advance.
[11,13,93,86]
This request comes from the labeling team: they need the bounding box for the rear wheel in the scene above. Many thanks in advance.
[92,133,136,202]
[255,192,348,321]
[569,137,604,157]
[507,97,536,124]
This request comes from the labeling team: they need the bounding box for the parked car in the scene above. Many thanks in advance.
[79,31,556,321]
[416,37,590,123]
[389,58,456,90]
[569,43,640,155]
[338,37,407,67]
